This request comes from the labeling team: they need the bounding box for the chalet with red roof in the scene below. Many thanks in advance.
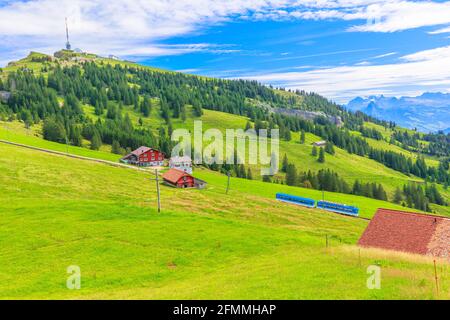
[358,208,450,259]
[120,146,165,167]
[162,169,207,189]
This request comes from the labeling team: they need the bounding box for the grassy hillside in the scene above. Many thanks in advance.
[1,142,448,299]
[2,101,450,216]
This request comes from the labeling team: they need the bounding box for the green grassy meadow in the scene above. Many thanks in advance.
[1,51,449,300]
[1,142,449,299]
[3,103,450,215]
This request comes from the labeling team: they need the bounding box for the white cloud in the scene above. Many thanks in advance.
[348,1,450,32]
[401,45,450,62]
[237,45,450,103]
[1,0,450,101]
[429,26,450,34]
[0,0,288,61]
[372,52,397,59]
[1,0,450,63]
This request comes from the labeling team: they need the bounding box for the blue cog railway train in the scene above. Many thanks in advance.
[317,200,359,216]
[276,193,316,208]
[276,193,360,217]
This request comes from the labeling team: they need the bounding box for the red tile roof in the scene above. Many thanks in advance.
[162,168,192,184]
[131,146,151,156]
[358,208,450,258]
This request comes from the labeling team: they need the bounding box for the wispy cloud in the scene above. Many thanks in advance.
[372,52,397,59]
[269,48,377,61]
[237,45,450,103]
[429,26,450,34]
[1,0,450,64]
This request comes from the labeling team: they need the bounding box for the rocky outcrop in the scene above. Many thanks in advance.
[273,108,343,127]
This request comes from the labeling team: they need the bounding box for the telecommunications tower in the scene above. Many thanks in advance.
[65,17,72,50]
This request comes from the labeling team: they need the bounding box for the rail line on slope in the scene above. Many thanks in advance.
[0,139,156,174]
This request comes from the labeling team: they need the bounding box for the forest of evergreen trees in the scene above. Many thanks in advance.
[0,61,448,208]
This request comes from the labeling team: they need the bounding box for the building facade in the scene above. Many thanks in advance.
[0,91,11,102]
[162,169,195,188]
[169,156,193,174]
[120,146,165,167]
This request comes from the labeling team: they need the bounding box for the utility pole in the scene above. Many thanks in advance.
[150,169,161,213]
[433,260,439,297]
[226,171,231,194]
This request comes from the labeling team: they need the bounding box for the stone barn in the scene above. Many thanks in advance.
[358,208,450,259]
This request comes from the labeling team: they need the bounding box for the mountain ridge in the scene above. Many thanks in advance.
[346,93,450,133]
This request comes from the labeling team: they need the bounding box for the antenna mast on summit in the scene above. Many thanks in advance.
[65,17,71,50]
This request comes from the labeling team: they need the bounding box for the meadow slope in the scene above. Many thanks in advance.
[0,142,448,299]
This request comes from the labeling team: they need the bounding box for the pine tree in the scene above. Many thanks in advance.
[300,130,305,144]
[325,142,335,155]
[318,147,325,163]
[70,125,83,147]
[281,154,289,173]
[247,168,253,180]
[393,187,403,204]
[285,164,297,186]
[112,140,122,155]
[312,146,318,157]
[43,118,66,143]
[284,129,291,141]
[90,131,102,150]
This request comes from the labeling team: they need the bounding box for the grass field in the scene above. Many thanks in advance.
[0,142,449,299]
[5,99,450,215]
[2,51,449,300]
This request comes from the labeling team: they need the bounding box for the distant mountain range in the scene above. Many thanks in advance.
[346,93,450,133]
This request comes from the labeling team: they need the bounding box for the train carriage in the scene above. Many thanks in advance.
[317,200,359,217]
[276,193,316,208]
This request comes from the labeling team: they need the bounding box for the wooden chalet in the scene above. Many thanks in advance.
[120,146,165,167]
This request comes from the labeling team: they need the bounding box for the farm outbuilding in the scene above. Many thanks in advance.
[312,141,327,147]
[162,169,207,189]
[120,146,165,167]
[358,208,450,259]
[0,91,11,102]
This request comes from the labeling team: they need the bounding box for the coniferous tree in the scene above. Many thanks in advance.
[112,140,122,154]
[318,147,325,163]
[285,163,297,186]
[90,130,102,150]
[247,168,253,180]
[312,146,318,157]
[300,130,306,144]
[281,154,289,173]
[140,95,151,117]
[69,125,83,147]
[393,187,403,204]
[43,117,66,143]
[325,142,335,155]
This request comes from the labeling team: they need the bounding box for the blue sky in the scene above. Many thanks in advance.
[1,0,450,103]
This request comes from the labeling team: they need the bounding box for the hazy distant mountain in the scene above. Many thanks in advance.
[346,93,450,133]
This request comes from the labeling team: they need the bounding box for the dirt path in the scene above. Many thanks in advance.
[0,139,158,174]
